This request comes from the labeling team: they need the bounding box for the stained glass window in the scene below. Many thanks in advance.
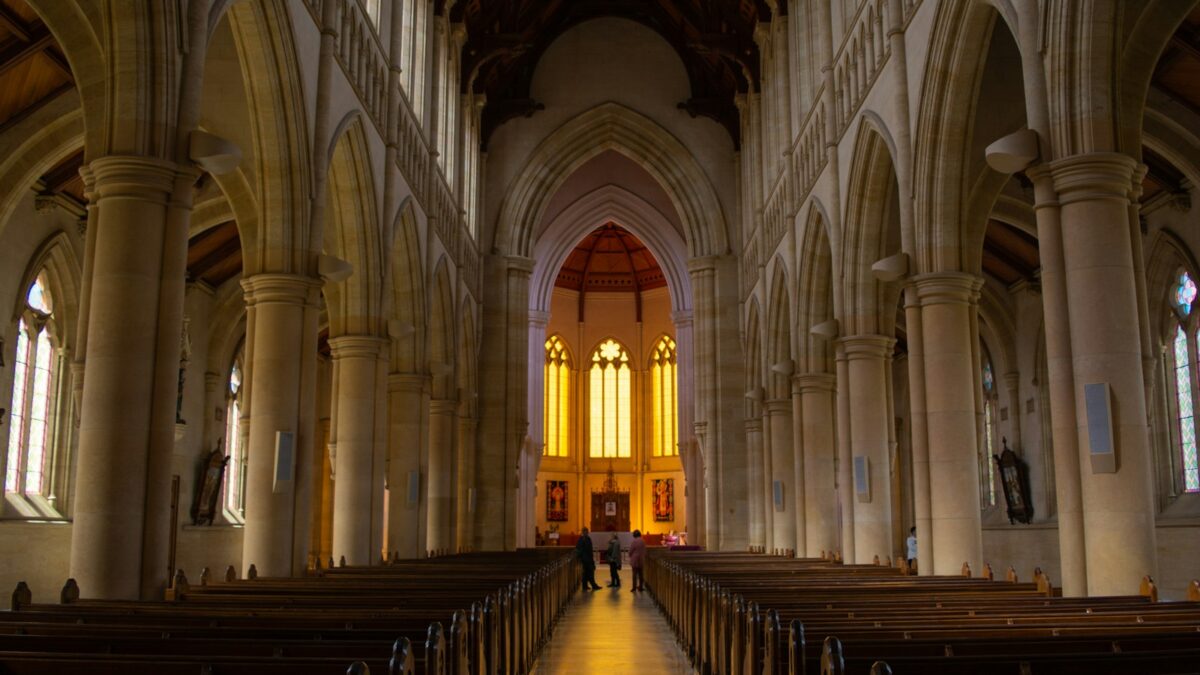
[225,361,246,517]
[5,275,56,496]
[543,337,571,458]
[980,348,997,507]
[650,336,678,457]
[588,339,632,458]
[1175,271,1197,317]
[1174,325,1199,493]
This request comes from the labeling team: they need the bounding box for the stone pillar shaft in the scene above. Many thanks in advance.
[902,290,934,574]
[765,398,796,551]
[797,373,838,557]
[69,156,193,600]
[915,273,984,575]
[1051,153,1158,596]
[841,335,894,564]
[427,398,457,552]
[240,273,321,578]
[1028,165,1088,596]
[745,418,766,548]
[387,373,426,558]
[835,346,854,562]
[456,415,477,551]
[330,335,385,565]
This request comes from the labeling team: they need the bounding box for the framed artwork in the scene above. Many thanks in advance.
[547,480,568,521]
[605,500,617,516]
[652,478,674,522]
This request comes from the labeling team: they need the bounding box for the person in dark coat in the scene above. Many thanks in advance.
[605,534,622,587]
[576,527,602,591]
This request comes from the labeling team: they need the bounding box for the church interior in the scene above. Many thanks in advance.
[0,0,1199,671]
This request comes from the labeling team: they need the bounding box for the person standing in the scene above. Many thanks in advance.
[576,527,602,591]
[905,527,917,571]
[606,534,622,587]
[629,529,647,592]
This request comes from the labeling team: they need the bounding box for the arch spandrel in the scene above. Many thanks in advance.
[494,102,728,261]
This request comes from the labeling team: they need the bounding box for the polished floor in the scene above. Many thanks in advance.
[531,568,695,674]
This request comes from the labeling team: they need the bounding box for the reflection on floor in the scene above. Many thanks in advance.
[530,568,695,674]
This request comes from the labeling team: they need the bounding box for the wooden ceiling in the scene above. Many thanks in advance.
[982,219,1040,288]
[453,0,771,147]
[0,0,71,135]
[186,220,243,288]
[1144,5,1200,201]
[555,223,665,294]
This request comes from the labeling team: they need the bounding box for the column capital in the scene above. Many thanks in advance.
[87,155,198,203]
[687,255,720,273]
[388,372,429,393]
[505,255,535,274]
[744,418,763,433]
[1046,152,1138,206]
[763,398,792,415]
[329,335,387,360]
[911,272,982,306]
[528,310,550,327]
[430,399,458,415]
[241,273,322,306]
[671,309,694,326]
[836,334,895,360]
[793,372,836,394]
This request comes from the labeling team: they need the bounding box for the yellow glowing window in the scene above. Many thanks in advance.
[544,336,571,457]
[589,339,631,458]
[650,336,678,457]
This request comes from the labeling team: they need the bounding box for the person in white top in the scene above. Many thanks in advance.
[905,527,917,568]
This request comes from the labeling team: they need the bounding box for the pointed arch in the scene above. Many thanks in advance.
[495,102,728,259]
[387,199,426,373]
[840,120,902,336]
[428,257,455,399]
[15,232,82,351]
[324,116,383,337]
[586,336,634,459]
[796,202,835,375]
[765,261,793,400]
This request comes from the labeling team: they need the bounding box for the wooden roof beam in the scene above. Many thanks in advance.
[0,23,53,79]
[0,3,31,42]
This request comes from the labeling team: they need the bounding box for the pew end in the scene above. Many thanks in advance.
[1139,575,1159,603]
[820,635,845,675]
[390,636,415,675]
[247,564,258,580]
[224,565,237,582]
[1006,565,1018,583]
[1188,579,1200,601]
[869,661,893,675]
[961,562,971,577]
[11,581,31,611]
[982,563,994,581]
[59,578,79,604]
[346,661,370,674]
[165,569,189,601]
[199,567,211,586]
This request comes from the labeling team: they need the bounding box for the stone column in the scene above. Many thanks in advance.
[1026,165,1088,596]
[426,398,457,552]
[765,399,796,552]
[68,156,195,600]
[455,415,477,551]
[1050,153,1158,596]
[835,345,854,562]
[840,335,895,564]
[688,258,721,547]
[240,273,321,578]
[797,373,838,557]
[745,417,766,548]
[329,335,385,565]
[387,373,426,558]
[914,273,985,575]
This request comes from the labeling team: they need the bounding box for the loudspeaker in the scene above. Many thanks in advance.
[1084,383,1116,473]
[853,455,870,502]
[272,431,294,494]
[773,480,784,511]
[406,470,420,505]
[468,488,476,513]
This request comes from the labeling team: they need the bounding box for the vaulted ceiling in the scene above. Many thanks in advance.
[555,223,665,294]
[453,0,773,147]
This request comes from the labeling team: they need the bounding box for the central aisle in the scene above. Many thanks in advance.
[530,568,695,674]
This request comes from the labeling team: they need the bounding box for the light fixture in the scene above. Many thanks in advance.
[985,129,1039,174]
[810,319,839,340]
[388,320,416,339]
[744,387,764,402]
[189,130,242,175]
[318,254,353,283]
[771,359,794,375]
[871,252,909,282]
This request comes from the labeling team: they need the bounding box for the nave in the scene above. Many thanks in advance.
[530,568,693,675]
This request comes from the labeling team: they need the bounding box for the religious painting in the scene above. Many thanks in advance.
[605,500,617,516]
[653,478,674,522]
[546,480,568,521]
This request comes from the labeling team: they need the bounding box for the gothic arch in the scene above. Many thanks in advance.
[840,121,902,336]
[796,202,835,375]
[494,102,728,259]
[324,117,383,338]
[428,258,455,399]
[14,232,82,351]
[1147,230,1200,341]
[0,95,83,243]
[387,199,426,374]
[765,261,793,400]
[528,185,692,315]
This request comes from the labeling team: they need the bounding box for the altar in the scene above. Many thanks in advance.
[590,466,630,532]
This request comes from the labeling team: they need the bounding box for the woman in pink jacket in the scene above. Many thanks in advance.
[628,529,647,592]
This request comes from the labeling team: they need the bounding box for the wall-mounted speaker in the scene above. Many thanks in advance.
[272,431,294,494]
[1084,383,1116,473]
[406,470,420,505]
[773,480,784,511]
[853,455,870,502]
